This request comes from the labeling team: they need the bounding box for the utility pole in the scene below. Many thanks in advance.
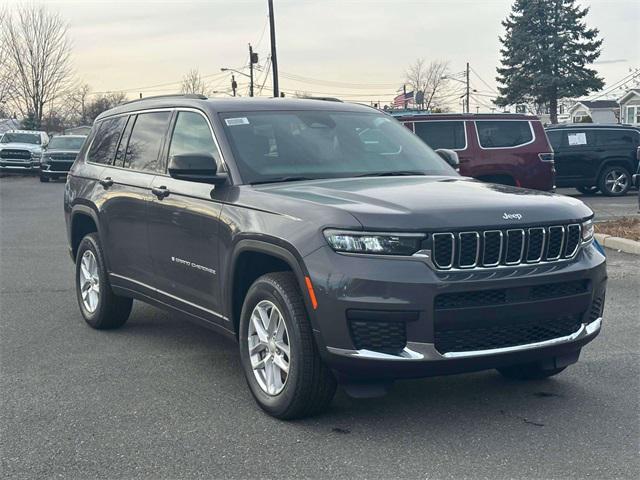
[248,44,259,97]
[403,84,408,109]
[268,0,279,97]
[231,74,237,97]
[466,62,470,114]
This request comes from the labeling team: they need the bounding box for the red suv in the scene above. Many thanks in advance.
[391,113,555,191]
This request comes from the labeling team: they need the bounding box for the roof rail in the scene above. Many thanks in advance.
[299,96,343,103]
[120,93,207,106]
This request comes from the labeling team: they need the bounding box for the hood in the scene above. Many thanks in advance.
[0,142,42,153]
[255,176,592,231]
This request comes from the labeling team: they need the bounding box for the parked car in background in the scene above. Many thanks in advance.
[40,134,87,182]
[545,124,640,196]
[0,130,49,173]
[633,163,640,208]
[391,113,555,191]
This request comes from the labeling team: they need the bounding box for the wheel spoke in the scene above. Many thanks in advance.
[251,312,269,343]
[251,354,269,371]
[275,340,290,358]
[267,308,279,335]
[249,340,267,356]
[273,353,289,374]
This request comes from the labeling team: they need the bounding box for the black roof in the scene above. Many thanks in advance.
[95,95,374,122]
[545,123,640,131]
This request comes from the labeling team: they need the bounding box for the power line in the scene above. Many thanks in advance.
[470,66,498,94]
[588,69,640,100]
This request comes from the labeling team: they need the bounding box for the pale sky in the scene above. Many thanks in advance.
[7,0,640,110]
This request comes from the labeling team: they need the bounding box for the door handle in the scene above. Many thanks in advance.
[152,186,170,199]
[99,177,113,188]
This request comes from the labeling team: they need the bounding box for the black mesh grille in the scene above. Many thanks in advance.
[483,231,502,266]
[435,315,582,354]
[547,226,564,259]
[435,280,589,310]
[526,228,545,262]
[459,233,478,267]
[49,153,77,161]
[505,230,524,263]
[433,234,454,268]
[0,149,31,160]
[349,320,407,354]
[565,224,581,257]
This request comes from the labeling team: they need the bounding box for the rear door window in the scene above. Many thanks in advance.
[476,121,533,148]
[546,130,562,150]
[596,130,639,147]
[124,111,172,172]
[87,116,127,164]
[414,121,466,150]
[562,130,595,148]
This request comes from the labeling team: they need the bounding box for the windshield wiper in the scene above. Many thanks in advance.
[354,170,427,177]
[250,176,317,185]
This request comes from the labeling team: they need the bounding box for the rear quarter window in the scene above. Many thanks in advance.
[476,120,533,148]
[596,130,640,147]
[414,121,466,150]
[87,117,127,164]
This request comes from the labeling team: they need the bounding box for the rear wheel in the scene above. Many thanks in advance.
[497,363,566,380]
[239,272,336,419]
[576,185,598,195]
[75,233,132,329]
[39,175,49,183]
[598,165,631,197]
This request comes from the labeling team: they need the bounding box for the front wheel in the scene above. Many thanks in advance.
[239,272,336,419]
[576,185,598,195]
[598,165,631,197]
[39,175,49,183]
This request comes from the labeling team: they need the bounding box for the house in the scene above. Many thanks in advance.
[618,89,640,126]
[567,100,619,123]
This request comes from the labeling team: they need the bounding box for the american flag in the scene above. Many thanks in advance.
[393,90,414,108]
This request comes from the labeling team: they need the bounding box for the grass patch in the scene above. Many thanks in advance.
[595,217,640,242]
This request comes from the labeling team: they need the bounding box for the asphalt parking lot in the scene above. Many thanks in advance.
[1,176,639,480]
[556,188,639,222]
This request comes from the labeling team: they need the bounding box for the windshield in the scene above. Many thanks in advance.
[220,110,456,184]
[1,132,41,144]
[47,136,86,150]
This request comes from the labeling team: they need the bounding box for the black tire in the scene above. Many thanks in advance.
[598,165,631,197]
[576,185,598,195]
[497,363,566,380]
[39,175,49,183]
[239,272,336,419]
[75,233,132,329]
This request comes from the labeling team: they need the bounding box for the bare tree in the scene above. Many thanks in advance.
[1,5,73,128]
[62,83,92,125]
[180,68,209,95]
[0,7,12,117]
[405,59,461,111]
[85,91,127,122]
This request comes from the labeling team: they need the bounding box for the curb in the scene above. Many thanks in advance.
[594,233,640,255]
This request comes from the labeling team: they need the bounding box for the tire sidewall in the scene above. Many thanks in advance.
[599,165,630,196]
[239,278,303,416]
[75,234,108,328]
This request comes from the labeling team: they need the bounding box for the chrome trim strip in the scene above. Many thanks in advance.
[546,225,565,261]
[458,231,480,268]
[109,273,229,321]
[326,318,602,361]
[505,229,525,265]
[432,232,455,269]
[526,227,545,263]
[482,230,503,267]
[443,318,601,358]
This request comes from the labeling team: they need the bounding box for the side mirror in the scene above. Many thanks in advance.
[435,148,460,170]
[168,153,227,185]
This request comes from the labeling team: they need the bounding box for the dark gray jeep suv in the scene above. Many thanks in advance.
[64,95,606,419]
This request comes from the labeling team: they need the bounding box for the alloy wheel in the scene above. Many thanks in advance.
[247,300,291,395]
[79,250,100,313]
[604,169,629,194]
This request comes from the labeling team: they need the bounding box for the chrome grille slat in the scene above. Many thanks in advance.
[430,223,583,271]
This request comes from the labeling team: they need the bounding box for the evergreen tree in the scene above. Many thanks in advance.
[495,0,604,123]
[20,112,37,130]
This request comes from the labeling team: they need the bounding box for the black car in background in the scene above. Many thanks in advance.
[545,124,640,196]
[40,134,87,182]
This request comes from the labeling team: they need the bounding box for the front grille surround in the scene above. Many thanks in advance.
[429,223,582,270]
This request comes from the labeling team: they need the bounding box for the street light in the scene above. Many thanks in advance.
[220,68,251,79]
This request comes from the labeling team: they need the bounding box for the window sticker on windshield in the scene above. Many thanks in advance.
[225,117,250,126]
[567,132,587,146]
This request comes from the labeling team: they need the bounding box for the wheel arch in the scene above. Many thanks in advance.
[596,157,634,179]
[227,239,313,338]
[69,204,102,262]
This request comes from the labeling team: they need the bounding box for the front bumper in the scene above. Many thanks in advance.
[303,242,606,380]
[40,162,72,177]
[0,160,40,171]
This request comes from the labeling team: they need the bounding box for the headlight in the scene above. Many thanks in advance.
[324,230,424,255]
[31,151,42,161]
[582,219,594,242]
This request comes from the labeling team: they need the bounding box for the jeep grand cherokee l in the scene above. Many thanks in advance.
[64,95,606,419]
